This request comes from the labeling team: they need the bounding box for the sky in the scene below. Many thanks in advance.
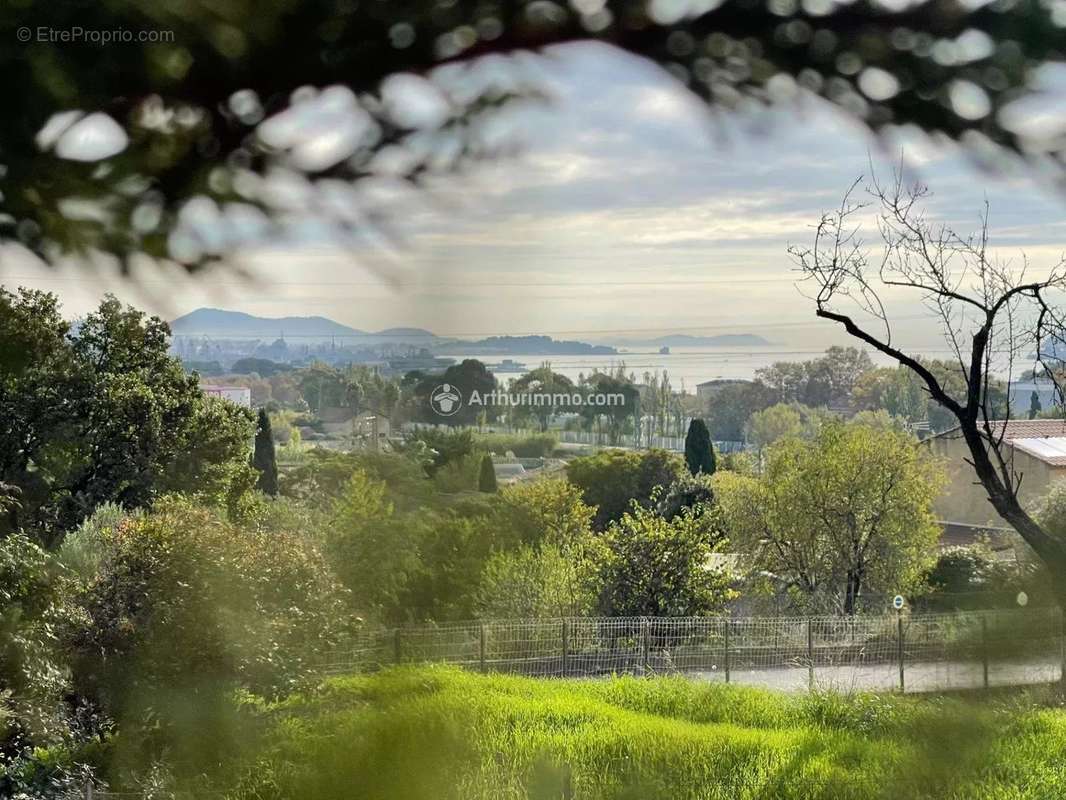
[4,42,1066,353]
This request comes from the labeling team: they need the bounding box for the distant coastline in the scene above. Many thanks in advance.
[169,308,773,359]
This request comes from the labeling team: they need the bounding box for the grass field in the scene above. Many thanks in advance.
[226,666,1066,800]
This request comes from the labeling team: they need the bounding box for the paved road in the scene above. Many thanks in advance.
[688,657,1061,693]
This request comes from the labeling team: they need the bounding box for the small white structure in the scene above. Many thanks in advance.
[202,385,252,408]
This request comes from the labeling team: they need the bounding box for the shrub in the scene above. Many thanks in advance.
[474,432,558,458]
[595,504,731,617]
[566,449,685,530]
[65,498,349,718]
[476,543,598,619]
[0,534,73,753]
[478,455,497,493]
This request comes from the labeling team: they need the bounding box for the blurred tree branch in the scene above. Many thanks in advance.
[1,0,1064,273]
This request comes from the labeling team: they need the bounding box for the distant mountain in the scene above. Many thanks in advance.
[436,335,617,356]
[377,327,436,338]
[620,333,773,348]
[170,308,365,339]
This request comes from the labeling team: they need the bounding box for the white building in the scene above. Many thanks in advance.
[202,385,252,408]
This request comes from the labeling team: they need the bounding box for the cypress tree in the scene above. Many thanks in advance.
[684,418,716,476]
[253,408,279,496]
[1030,390,1042,420]
[478,453,498,493]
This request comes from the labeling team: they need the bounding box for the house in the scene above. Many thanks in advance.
[695,379,749,412]
[351,412,391,451]
[201,384,251,407]
[925,419,1066,530]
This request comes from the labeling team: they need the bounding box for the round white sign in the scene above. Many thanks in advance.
[892,595,905,610]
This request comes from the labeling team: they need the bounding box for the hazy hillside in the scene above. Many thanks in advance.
[170,308,365,338]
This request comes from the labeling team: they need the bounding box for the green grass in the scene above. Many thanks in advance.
[224,667,1066,800]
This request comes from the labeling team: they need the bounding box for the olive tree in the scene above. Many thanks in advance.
[716,422,943,614]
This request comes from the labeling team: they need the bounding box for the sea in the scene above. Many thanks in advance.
[451,346,902,392]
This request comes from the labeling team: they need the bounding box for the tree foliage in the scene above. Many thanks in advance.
[0,290,255,543]
[507,366,574,432]
[716,422,944,614]
[683,418,716,477]
[478,454,497,493]
[705,381,776,441]
[3,0,1062,272]
[476,543,599,619]
[595,504,730,618]
[62,498,348,775]
[252,408,279,496]
[566,449,684,531]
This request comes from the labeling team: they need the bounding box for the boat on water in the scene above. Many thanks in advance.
[659,346,670,355]
[490,359,528,373]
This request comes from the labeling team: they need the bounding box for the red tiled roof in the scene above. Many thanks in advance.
[935,419,1066,440]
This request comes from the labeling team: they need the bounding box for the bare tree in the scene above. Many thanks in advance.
[790,171,1066,604]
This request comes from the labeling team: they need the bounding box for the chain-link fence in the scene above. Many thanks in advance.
[314,607,1065,693]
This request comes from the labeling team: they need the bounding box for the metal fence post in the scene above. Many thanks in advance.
[723,617,731,684]
[897,611,905,693]
[394,627,403,665]
[641,618,650,675]
[479,622,487,673]
[981,614,990,690]
[807,618,814,691]
[561,620,570,675]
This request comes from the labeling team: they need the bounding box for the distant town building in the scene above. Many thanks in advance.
[201,385,252,408]
[695,379,749,412]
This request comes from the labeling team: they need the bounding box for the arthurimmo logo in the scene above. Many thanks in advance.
[430,383,462,416]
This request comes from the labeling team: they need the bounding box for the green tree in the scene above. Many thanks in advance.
[508,366,575,432]
[654,473,716,522]
[476,543,599,619]
[744,403,804,451]
[405,428,476,477]
[414,360,496,427]
[705,381,776,442]
[595,504,730,617]
[494,479,596,550]
[566,449,685,531]
[715,422,944,614]
[683,418,716,477]
[745,402,834,451]
[230,358,287,377]
[802,346,874,407]
[327,470,420,621]
[0,534,72,754]
[253,408,279,497]
[478,454,497,493]
[577,373,641,445]
[0,290,255,543]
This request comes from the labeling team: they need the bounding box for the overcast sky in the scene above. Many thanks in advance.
[4,42,1066,351]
